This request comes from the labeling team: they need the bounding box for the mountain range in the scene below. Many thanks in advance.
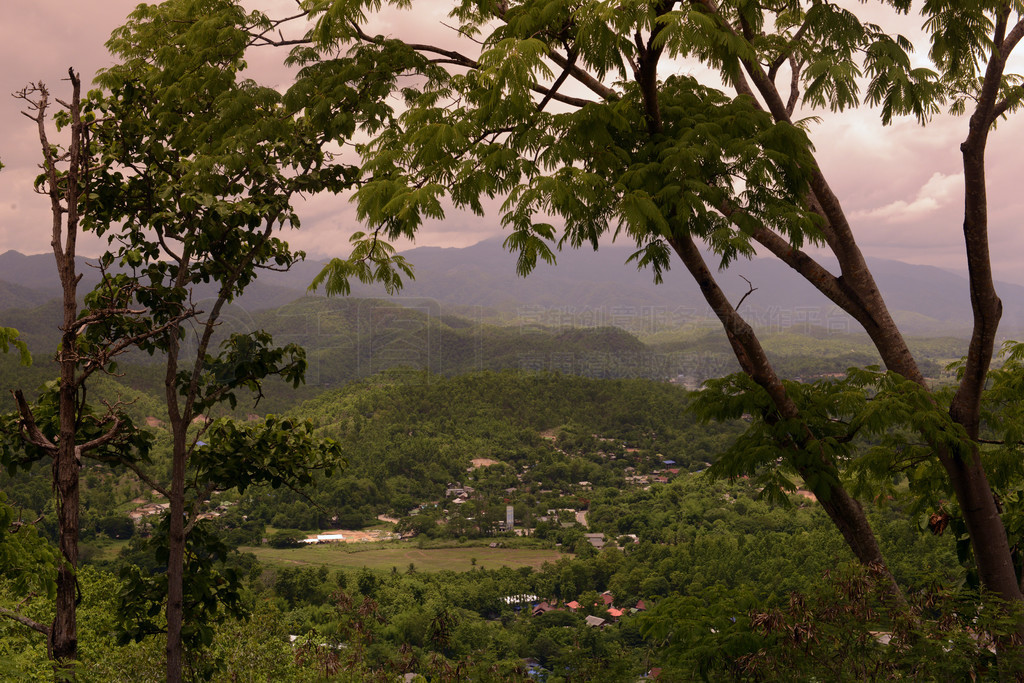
[2,238,1023,337]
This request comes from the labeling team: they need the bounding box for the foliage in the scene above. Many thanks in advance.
[195,416,341,494]
[116,520,246,679]
[0,326,31,367]
[257,0,1024,640]
[0,492,58,601]
[77,0,359,676]
[0,381,153,478]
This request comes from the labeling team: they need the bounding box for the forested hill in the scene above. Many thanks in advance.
[246,370,740,526]
[1,293,969,416]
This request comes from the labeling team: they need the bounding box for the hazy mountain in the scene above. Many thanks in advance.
[3,240,1023,336]
[0,249,317,313]
[338,239,1024,337]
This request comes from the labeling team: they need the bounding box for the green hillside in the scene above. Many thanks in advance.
[217,370,739,531]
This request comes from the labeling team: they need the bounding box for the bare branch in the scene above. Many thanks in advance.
[786,56,802,117]
[348,21,479,68]
[78,306,198,383]
[531,83,593,108]
[440,20,484,45]
[536,49,581,111]
[8,512,45,533]
[735,274,758,312]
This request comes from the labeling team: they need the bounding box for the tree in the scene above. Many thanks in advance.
[80,2,347,679]
[251,0,1024,665]
[2,73,170,672]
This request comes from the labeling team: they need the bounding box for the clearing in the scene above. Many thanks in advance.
[241,544,565,573]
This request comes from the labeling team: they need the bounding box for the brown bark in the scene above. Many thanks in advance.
[648,3,904,597]
[13,69,152,676]
[163,290,187,683]
[941,9,1024,617]
[165,426,186,683]
[17,69,91,674]
[689,1,1024,630]
[667,235,903,600]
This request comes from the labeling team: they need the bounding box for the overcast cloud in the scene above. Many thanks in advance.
[1,1,1022,285]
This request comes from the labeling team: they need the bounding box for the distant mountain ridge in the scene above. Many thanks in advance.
[3,240,1023,336]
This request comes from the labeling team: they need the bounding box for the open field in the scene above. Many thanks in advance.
[83,539,130,563]
[240,544,567,573]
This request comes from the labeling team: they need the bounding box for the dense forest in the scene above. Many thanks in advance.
[0,360,988,681]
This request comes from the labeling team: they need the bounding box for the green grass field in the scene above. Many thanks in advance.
[240,543,566,573]
[83,539,131,563]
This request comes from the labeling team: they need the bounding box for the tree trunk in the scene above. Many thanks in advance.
[165,439,186,683]
[50,72,85,669]
[164,327,186,683]
[668,235,905,600]
[52,300,79,669]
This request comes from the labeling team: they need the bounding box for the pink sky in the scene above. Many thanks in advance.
[2,1,1023,284]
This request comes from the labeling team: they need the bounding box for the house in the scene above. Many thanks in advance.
[128,502,170,522]
[301,533,345,544]
[532,601,559,617]
[584,533,606,550]
[607,608,623,619]
[635,600,647,612]
[601,591,614,607]
[565,601,581,612]
[584,615,606,628]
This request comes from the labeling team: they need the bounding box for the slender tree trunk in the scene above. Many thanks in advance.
[668,235,905,601]
[52,277,80,669]
[165,435,186,683]
[734,5,1024,633]
[164,329,186,683]
[48,70,86,674]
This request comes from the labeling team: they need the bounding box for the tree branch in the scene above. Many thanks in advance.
[769,14,812,81]
[74,416,123,459]
[349,21,479,68]
[12,390,56,452]
[546,49,617,101]
[536,48,580,112]
[786,56,802,117]
[184,482,217,535]
[0,606,50,636]
[735,275,758,312]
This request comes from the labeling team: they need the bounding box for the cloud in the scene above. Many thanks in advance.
[851,172,964,224]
